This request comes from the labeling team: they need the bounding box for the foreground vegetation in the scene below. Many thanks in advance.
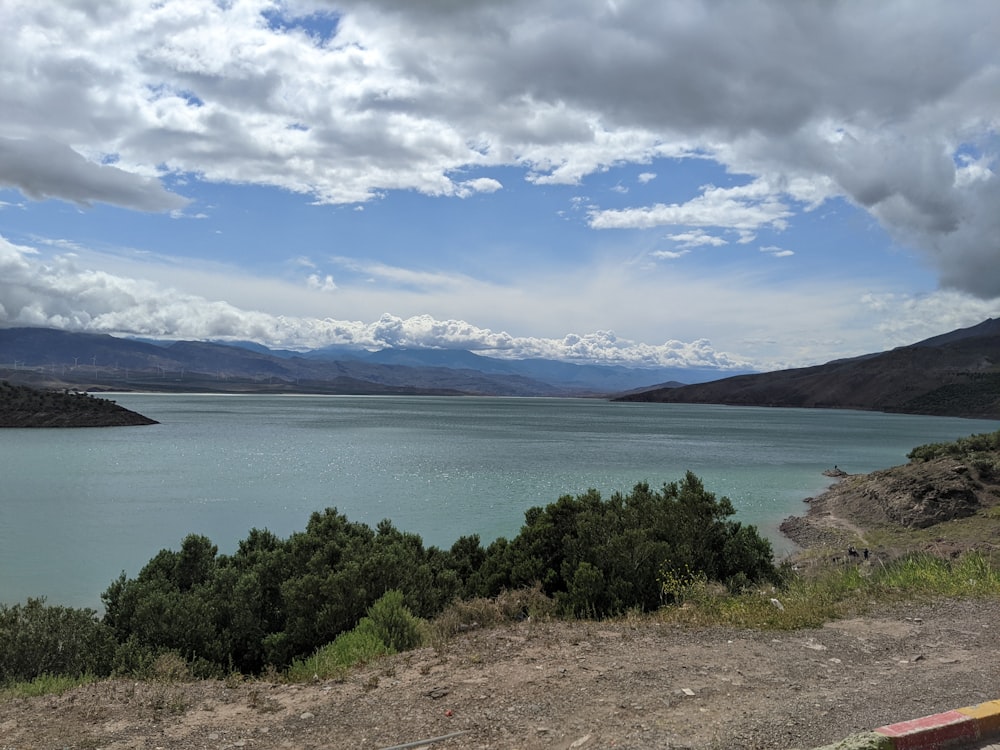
[4,430,1000,696]
[5,550,999,698]
[3,472,775,684]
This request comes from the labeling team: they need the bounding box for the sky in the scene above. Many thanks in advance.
[1,0,999,372]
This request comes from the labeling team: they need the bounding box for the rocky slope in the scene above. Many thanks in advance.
[781,444,1000,558]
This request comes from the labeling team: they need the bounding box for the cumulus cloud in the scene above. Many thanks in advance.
[651,249,689,260]
[2,0,999,296]
[306,273,337,292]
[666,231,728,249]
[588,181,792,232]
[5,234,999,370]
[0,136,189,212]
[0,235,749,368]
[455,177,503,197]
[760,245,794,258]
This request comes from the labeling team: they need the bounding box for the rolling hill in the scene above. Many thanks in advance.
[616,318,1000,419]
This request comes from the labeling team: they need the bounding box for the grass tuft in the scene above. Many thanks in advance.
[286,622,392,682]
[429,584,557,644]
[0,673,95,699]
[655,550,1000,630]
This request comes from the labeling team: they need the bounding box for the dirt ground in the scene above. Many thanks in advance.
[2,595,999,750]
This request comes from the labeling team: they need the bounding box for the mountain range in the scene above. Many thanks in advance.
[0,327,722,397]
[617,318,1000,419]
[3,320,999,417]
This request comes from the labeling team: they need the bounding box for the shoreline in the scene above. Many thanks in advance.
[780,452,1000,565]
[779,468,862,554]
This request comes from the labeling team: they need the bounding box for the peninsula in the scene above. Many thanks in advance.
[0,381,157,427]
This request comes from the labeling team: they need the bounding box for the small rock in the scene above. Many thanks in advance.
[300,711,315,720]
[570,735,592,748]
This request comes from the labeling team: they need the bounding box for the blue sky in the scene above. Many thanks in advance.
[1,0,999,372]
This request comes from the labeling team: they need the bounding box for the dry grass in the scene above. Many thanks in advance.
[428,583,557,644]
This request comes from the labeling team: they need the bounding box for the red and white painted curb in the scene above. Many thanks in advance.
[811,699,1000,750]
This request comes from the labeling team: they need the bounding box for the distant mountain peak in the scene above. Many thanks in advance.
[0,326,737,396]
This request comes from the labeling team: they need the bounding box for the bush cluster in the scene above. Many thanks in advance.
[3,472,778,684]
[907,429,1000,463]
[0,599,117,684]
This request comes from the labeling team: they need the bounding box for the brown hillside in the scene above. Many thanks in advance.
[618,318,1000,419]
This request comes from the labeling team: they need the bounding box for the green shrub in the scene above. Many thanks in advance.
[487,472,778,617]
[286,621,391,682]
[0,599,117,685]
[365,590,424,652]
[908,430,1000,462]
[110,634,162,678]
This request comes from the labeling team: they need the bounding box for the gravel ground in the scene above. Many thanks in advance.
[2,597,998,750]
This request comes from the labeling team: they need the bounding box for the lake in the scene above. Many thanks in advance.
[2,394,998,610]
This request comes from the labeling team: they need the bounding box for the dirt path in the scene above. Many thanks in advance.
[3,597,999,750]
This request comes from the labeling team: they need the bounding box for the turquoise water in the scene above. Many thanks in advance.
[2,394,997,609]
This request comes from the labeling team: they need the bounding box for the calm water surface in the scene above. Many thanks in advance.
[3,394,997,608]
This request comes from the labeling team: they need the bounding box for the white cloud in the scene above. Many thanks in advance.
[4,234,998,372]
[306,273,337,292]
[650,249,689,260]
[666,231,728,249]
[860,290,1000,349]
[2,0,1000,299]
[588,180,792,232]
[760,245,794,258]
[0,233,750,367]
[454,177,503,197]
[637,172,656,184]
[0,136,189,212]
